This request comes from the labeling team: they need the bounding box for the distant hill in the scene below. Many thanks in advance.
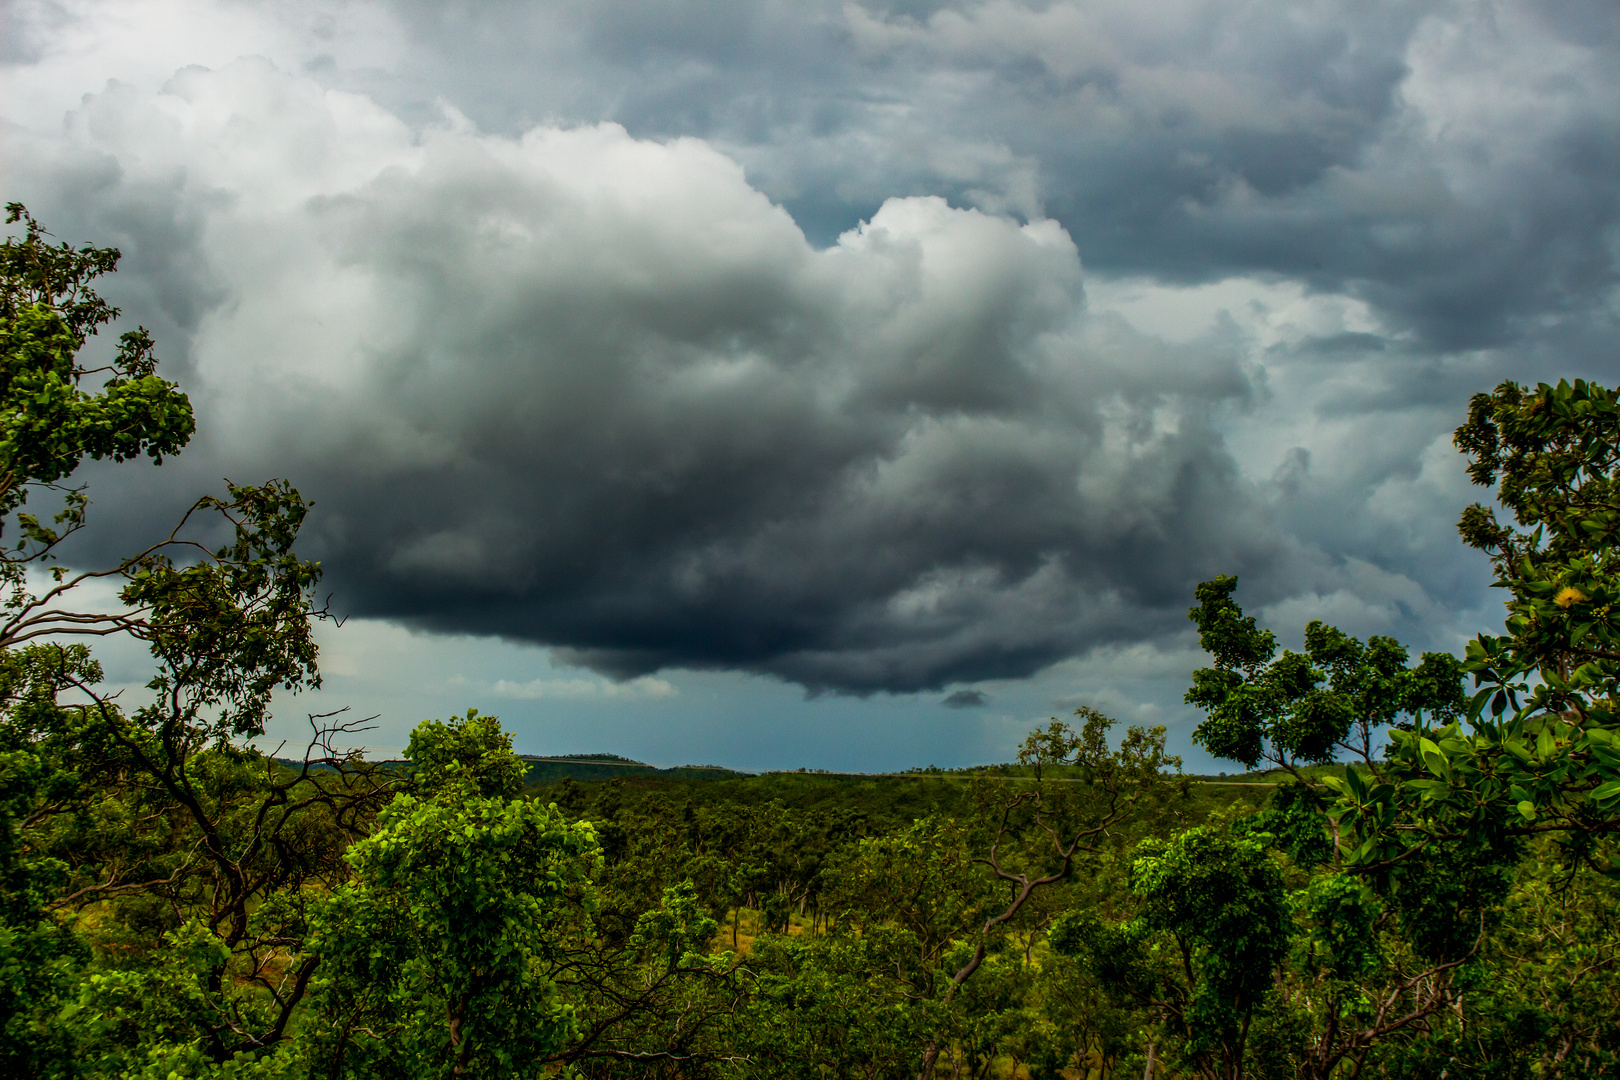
[270,754,742,783]
[517,754,745,783]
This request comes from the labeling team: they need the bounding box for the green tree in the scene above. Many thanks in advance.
[903,709,1181,1080]
[1430,378,1620,854]
[0,202,192,634]
[404,707,528,799]
[1053,823,1290,1080]
[306,714,598,1079]
[1311,381,1620,879]
[1170,377,1620,1075]
[1184,576,1465,775]
[0,205,399,1076]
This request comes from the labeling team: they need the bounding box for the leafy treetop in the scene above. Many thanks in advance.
[405,708,529,800]
[1184,575,1464,774]
[0,206,321,738]
[0,203,193,528]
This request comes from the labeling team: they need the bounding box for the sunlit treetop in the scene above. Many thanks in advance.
[0,203,194,538]
[1456,378,1620,573]
[1184,574,1464,773]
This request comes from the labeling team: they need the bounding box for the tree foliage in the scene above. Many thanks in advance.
[1185,576,1465,772]
[1168,380,1620,1074]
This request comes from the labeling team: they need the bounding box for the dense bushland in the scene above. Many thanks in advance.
[2,207,1617,1078]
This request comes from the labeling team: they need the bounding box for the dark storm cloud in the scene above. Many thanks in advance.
[5,0,1618,698]
[7,60,1316,693]
[284,138,1289,693]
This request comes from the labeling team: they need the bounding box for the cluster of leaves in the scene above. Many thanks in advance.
[1442,380,1620,849]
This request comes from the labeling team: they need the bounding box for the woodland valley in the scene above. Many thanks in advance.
[2,205,1618,1079]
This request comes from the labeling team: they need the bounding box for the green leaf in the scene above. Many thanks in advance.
[1537,727,1557,761]
[1403,779,1449,800]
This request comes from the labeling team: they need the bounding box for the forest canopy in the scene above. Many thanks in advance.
[0,208,1615,1079]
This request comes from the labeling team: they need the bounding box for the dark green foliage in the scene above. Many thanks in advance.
[742,931,946,1078]
[1185,576,1464,772]
[307,788,596,1078]
[1291,874,1379,980]
[1129,827,1289,1069]
[1384,829,1516,963]
[407,708,529,799]
[0,205,193,512]
[1234,782,1332,868]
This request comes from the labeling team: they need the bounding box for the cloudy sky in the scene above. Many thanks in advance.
[4,0,1617,771]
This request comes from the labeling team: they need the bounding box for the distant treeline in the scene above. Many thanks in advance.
[518,754,744,782]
